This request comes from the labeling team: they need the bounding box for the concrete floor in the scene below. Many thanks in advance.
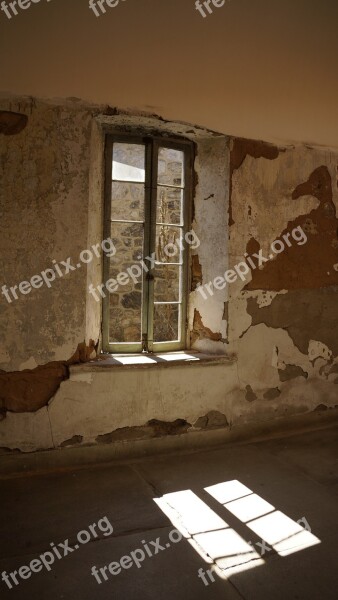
[1,423,338,600]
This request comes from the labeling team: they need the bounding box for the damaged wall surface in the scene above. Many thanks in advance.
[227,139,338,425]
[0,95,337,452]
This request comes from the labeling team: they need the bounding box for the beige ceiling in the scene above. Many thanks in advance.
[1,0,338,148]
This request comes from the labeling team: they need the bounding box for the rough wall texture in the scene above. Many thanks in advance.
[228,138,338,423]
[1,96,337,452]
[0,98,93,371]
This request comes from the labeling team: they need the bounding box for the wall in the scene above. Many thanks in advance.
[0,97,93,370]
[0,95,337,452]
[227,139,338,423]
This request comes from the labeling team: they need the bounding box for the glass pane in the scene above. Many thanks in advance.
[154,264,181,303]
[109,305,142,343]
[108,222,144,343]
[113,143,145,182]
[111,182,145,222]
[155,225,182,263]
[156,187,183,225]
[153,304,180,342]
[158,148,184,187]
[110,221,144,265]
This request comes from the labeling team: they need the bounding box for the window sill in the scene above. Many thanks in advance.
[70,351,237,373]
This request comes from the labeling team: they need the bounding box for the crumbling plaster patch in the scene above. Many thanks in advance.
[46,362,238,450]
[230,147,321,261]
[235,324,311,391]
[0,341,97,416]
[193,410,228,429]
[247,288,338,357]
[278,364,308,382]
[189,136,229,347]
[308,340,333,364]
[0,110,28,135]
[230,377,338,427]
[227,140,338,410]
[245,166,338,291]
[19,357,39,371]
[191,309,225,345]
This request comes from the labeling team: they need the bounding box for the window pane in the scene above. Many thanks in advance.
[156,187,183,225]
[110,221,144,264]
[158,148,184,187]
[155,225,183,263]
[109,303,142,343]
[113,143,145,182]
[153,303,180,342]
[108,222,144,343]
[154,264,181,303]
[111,182,145,222]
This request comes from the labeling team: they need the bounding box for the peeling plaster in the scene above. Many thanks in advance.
[0,340,98,416]
[308,340,333,363]
[19,357,38,371]
[1,97,338,452]
[246,289,338,356]
[0,110,28,135]
[279,364,308,382]
[245,166,338,291]
[193,411,228,429]
[191,309,225,346]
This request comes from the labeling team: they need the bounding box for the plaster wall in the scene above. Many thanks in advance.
[1,96,337,452]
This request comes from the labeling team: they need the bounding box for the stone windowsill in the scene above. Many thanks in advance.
[69,351,237,373]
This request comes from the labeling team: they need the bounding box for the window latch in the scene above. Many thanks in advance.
[142,333,148,352]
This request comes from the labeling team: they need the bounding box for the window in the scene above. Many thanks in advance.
[102,135,194,353]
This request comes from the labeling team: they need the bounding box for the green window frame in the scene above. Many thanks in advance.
[102,134,194,353]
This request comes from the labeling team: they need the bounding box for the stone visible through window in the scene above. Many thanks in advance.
[102,135,193,353]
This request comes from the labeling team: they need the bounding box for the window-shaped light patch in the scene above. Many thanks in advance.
[194,528,262,571]
[112,355,157,365]
[113,143,145,182]
[205,480,321,557]
[205,480,253,504]
[159,490,228,536]
[154,490,263,572]
[156,352,200,362]
[221,493,275,523]
[248,511,320,556]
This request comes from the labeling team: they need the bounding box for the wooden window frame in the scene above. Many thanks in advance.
[102,133,194,354]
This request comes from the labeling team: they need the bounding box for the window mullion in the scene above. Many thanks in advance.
[141,139,153,352]
[146,140,159,352]
[102,137,114,352]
